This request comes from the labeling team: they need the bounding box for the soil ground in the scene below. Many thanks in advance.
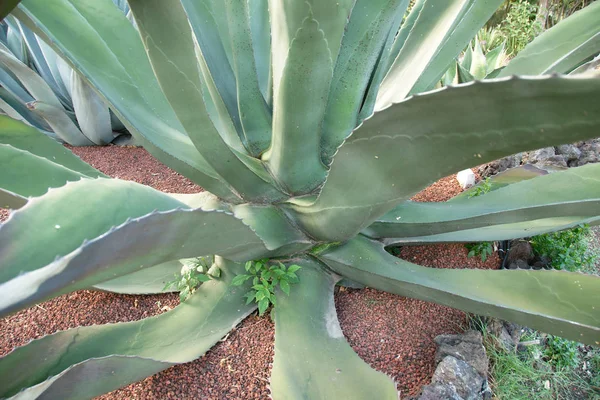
[0,146,499,399]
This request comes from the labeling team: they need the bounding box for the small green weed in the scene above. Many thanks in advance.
[163,256,216,302]
[544,335,580,370]
[530,224,597,272]
[466,241,494,262]
[468,177,492,198]
[231,259,301,315]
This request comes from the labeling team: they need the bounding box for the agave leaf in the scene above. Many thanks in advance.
[569,53,600,75]
[0,179,275,316]
[70,70,114,145]
[470,39,487,80]
[456,62,475,83]
[287,76,600,241]
[359,0,417,120]
[408,0,505,95]
[321,0,410,163]
[14,19,65,98]
[270,257,398,399]
[0,86,49,130]
[377,0,477,108]
[26,100,94,146]
[500,1,600,76]
[364,164,600,243]
[0,115,103,177]
[127,0,284,203]
[0,41,64,108]
[0,66,35,103]
[5,21,28,64]
[93,259,185,294]
[265,0,354,194]
[180,0,241,144]
[485,41,506,73]
[248,0,271,105]
[0,258,256,399]
[222,0,273,156]
[319,236,600,345]
[8,357,169,400]
[0,144,88,197]
[451,164,547,201]
[14,0,239,201]
[169,191,314,255]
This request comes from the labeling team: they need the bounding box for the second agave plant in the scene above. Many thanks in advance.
[0,0,600,399]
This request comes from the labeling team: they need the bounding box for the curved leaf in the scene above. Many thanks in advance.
[0,258,256,399]
[321,0,410,163]
[0,115,102,177]
[0,144,87,197]
[364,164,600,243]
[0,179,273,316]
[93,259,184,294]
[319,236,600,345]
[409,0,504,95]
[0,41,63,108]
[287,76,600,241]
[376,0,473,108]
[265,0,354,194]
[451,164,547,201]
[500,1,600,76]
[270,258,398,399]
[70,70,114,145]
[27,100,94,146]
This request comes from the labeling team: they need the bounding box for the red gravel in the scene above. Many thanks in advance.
[67,145,203,194]
[1,146,499,399]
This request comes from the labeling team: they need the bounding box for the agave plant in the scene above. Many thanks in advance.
[1,0,600,398]
[0,12,129,145]
[442,38,507,85]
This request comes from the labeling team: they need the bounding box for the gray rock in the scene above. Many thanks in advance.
[434,330,489,377]
[527,147,555,164]
[556,144,581,161]
[432,356,484,400]
[536,155,568,168]
[478,154,522,177]
[487,319,518,350]
[572,151,599,167]
[417,383,463,400]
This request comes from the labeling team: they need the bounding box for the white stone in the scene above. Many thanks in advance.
[456,169,476,189]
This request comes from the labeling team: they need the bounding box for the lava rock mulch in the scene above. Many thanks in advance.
[0,146,499,399]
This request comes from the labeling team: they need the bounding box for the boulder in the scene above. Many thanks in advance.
[535,155,568,169]
[527,147,555,164]
[434,330,489,377]
[477,154,522,178]
[431,356,484,400]
[555,144,581,161]
[417,383,463,400]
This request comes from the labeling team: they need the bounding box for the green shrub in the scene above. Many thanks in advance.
[530,225,597,272]
[498,0,543,56]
